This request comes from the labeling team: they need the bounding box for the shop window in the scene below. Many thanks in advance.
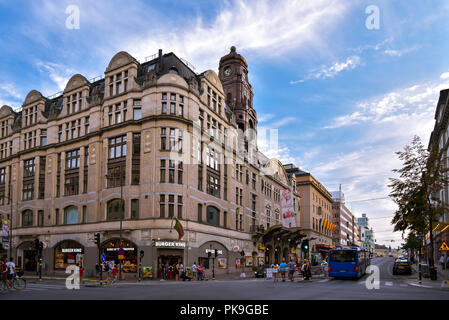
[54,240,84,270]
[102,239,137,273]
[64,206,78,225]
[107,199,124,220]
[206,206,220,227]
[22,210,33,227]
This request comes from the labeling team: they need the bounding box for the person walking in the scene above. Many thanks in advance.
[198,263,204,281]
[287,259,296,282]
[179,263,185,281]
[6,258,15,289]
[0,258,9,288]
[440,255,445,269]
[112,263,118,282]
[272,264,279,282]
[175,263,180,281]
[192,262,198,281]
[279,259,287,282]
[79,264,85,284]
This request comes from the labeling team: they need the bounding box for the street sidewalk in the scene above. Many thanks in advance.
[409,263,449,290]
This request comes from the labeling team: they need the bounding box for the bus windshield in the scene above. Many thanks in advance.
[330,250,356,263]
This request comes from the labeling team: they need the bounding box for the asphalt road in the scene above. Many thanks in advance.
[1,257,449,300]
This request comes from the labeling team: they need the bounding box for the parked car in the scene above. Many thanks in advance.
[393,259,412,275]
[254,266,266,278]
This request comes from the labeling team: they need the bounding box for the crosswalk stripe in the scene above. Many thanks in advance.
[385,281,393,286]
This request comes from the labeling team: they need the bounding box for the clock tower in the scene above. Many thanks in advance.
[218,46,257,135]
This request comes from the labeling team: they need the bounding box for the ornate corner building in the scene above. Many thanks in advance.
[0,47,302,277]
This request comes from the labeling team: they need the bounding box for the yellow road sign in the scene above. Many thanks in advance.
[438,241,449,251]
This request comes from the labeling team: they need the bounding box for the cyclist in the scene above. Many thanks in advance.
[6,257,15,288]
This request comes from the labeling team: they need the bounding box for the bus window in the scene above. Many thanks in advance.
[329,250,356,262]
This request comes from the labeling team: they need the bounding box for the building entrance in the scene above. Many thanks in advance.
[24,250,37,272]
[158,255,183,280]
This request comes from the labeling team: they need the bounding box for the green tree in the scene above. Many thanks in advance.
[389,135,449,268]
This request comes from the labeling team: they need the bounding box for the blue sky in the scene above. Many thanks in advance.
[1,0,448,247]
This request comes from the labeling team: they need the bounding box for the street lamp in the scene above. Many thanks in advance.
[106,162,124,281]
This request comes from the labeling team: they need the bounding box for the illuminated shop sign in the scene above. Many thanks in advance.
[154,241,186,248]
[205,249,223,255]
[61,248,83,253]
[106,247,136,251]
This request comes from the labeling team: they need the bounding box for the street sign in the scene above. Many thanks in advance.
[42,241,48,249]
[439,241,449,251]
[101,253,106,262]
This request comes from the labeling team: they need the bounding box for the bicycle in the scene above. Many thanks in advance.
[12,274,26,290]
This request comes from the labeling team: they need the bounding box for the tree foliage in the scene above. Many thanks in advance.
[389,135,449,265]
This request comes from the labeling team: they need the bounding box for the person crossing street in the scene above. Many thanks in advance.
[288,259,296,282]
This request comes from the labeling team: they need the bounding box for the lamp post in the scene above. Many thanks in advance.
[106,162,124,281]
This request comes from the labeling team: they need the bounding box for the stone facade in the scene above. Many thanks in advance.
[0,48,301,278]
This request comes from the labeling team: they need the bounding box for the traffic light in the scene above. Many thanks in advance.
[214,249,218,258]
[207,251,211,259]
[140,250,144,259]
[34,238,40,250]
[39,241,43,252]
[94,233,101,248]
[302,240,309,253]
[240,250,245,257]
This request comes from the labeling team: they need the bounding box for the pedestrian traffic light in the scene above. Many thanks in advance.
[94,233,100,248]
[140,250,144,258]
[214,249,218,258]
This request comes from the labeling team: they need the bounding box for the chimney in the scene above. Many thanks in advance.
[157,49,163,72]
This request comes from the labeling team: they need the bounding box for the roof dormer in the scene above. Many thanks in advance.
[105,51,139,99]
[22,90,47,128]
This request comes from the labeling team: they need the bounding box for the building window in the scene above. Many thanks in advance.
[131,199,139,219]
[206,147,219,171]
[24,159,35,177]
[177,196,183,219]
[85,116,90,134]
[161,128,167,150]
[64,176,79,196]
[22,210,33,227]
[109,135,127,159]
[64,206,78,225]
[22,182,34,201]
[133,108,142,120]
[82,206,87,223]
[206,206,220,227]
[107,199,124,220]
[66,149,80,169]
[207,174,220,198]
[55,208,59,225]
[197,204,202,222]
[40,129,47,146]
[38,210,44,227]
[160,159,166,183]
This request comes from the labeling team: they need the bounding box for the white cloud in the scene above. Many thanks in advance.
[312,55,361,79]
[441,71,449,79]
[36,62,75,93]
[125,0,349,71]
[382,46,419,57]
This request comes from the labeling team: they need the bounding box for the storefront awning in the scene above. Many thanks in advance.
[262,225,306,245]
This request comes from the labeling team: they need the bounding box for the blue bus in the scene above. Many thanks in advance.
[328,246,370,278]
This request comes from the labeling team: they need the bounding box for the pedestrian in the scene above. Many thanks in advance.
[306,259,312,280]
[179,263,185,281]
[79,264,85,284]
[440,255,445,269]
[279,259,287,282]
[192,262,198,281]
[112,263,118,282]
[272,264,279,282]
[287,259,296,282]
[0,258,8,287]
[198,263,204,280]
[6,257,15,289]
[175,263,180,281]
[95,263,100,278]
[321,258,328,277]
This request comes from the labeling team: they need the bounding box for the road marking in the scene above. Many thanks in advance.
[385,281,393,286]
[408,282,433,288]
[318,279,330,283]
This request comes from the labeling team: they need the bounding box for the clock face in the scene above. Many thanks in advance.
[224,67,232,76]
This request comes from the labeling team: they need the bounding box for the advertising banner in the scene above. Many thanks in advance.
[143,266,153,278]
[2,220,9,243]
[245,256,253,267]
[281,188,296,228]
[218,257,227,269]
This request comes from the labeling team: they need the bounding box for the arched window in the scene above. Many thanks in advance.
[107,199,124,220]
[206,206,220,227]
[168,67,178,75]
[22,210,33,227]
[64,206,78,225]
